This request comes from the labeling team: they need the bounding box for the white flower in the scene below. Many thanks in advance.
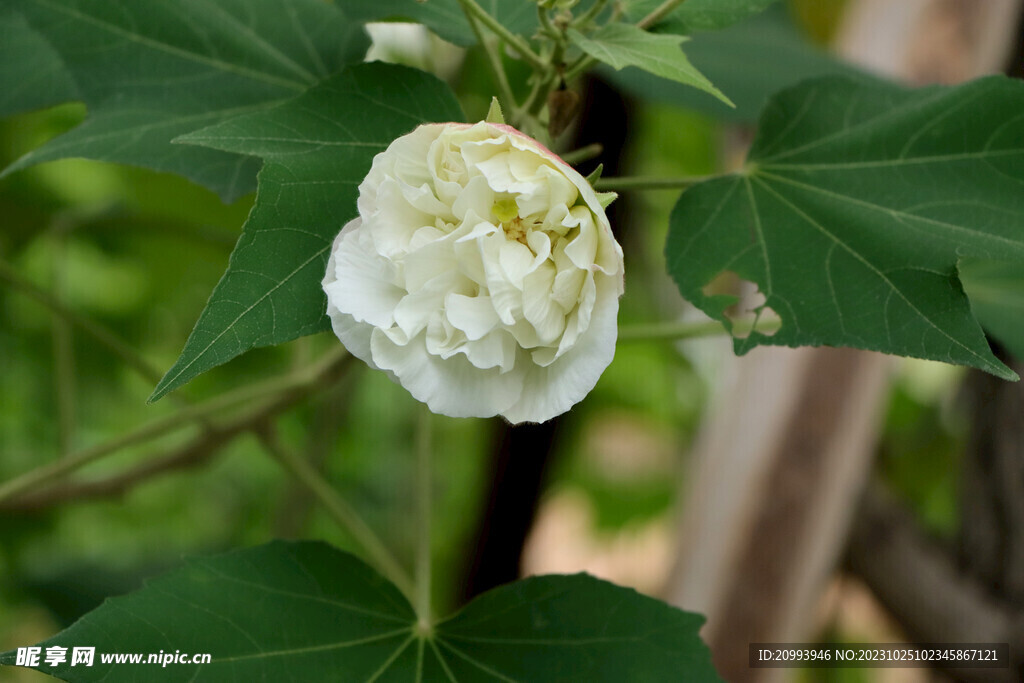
[322,122,624,423]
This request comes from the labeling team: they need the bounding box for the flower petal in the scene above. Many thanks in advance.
[324,219,404,329]
[501,275,620,424]
[370,328,522,418]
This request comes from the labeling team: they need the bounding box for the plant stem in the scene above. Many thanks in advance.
[465,11,518,114]
[537,3,558,38]
[258,427,416,601]
[0,349,348,503]
[415,404,433,630]
[456,0,545,70]
[593,175,711,191]
[50,228,76,454]
[618,316,782,342]
[637,0,688,30]
[0,257,163,385]
[561,143,604,165]
[573,0,609,29]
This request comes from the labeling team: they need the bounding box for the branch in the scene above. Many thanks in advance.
[0,349,349,504]
[0,257,163,385]
[593,174,711,191]
[258,425,416,601]
[846,482,1024,682]
[0,364,344,511]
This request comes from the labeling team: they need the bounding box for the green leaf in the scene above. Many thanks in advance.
[568,24,732,106]
[624,0,778,34]
[3,0,369,201]
[604,4,871,121]
[347,0,538,47]
[148,63,463,402]
[667,76,1024,380]
[960,260,1024,361]
[0,6,77,117]
[1,541,722,681]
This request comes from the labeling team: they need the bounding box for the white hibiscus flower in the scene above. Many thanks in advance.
[323,122,624,423]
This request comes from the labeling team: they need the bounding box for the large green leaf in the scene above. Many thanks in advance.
[667,76,1024,380]
[0,6,77,117]
[148,63,463,402]
[567,24,731,105]
[605,4,870,121]
[347,0,538,47]
[3,0,369,201]
[623,0,778,34]
[0,541,722,681]
[960,260,1024,361]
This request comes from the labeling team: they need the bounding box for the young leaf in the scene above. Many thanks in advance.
[624,0,778,34]
[0,541,722,682]
[0,6,77,117]
[604,4,871,122]
[667,76,1024,380]
[3,0,369,201]
[148,63,463,402]
[568,24,733,106]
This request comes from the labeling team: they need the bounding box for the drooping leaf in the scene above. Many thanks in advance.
[604,4,872,121]
[0,6,77,117]
[960,260,1024,361]
[347,0,538,47]
[568,23,732,106]
[148,63,463,402]
[667,76,1024,380]
[3,0,369,201]
[0,541,722,682]
[623,0,778,34]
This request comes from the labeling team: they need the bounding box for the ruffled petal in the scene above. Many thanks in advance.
[370,328,522,418]
[323,219,404,329]
[501,275,620,424]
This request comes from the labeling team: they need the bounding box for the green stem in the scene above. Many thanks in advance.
[618,317,781,342]
[561,143,603,165]
[537,3,558,38]
[0,349,348,503]
[572,0,609,29]
[50,229,76,454]
[637,0,688,29]
[594,175,711,191]
[0,257,163,385]
[258,427,416,602]
[465,11,518,114]
[415,404,433,630]
[456,0,545,70]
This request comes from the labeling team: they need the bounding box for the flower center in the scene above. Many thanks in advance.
[492,198,530,245]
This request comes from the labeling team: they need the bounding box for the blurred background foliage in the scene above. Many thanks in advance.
[0,1,974,681]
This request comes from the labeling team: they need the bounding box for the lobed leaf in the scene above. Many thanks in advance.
[0,5,77,117]
[3,0,369,201]
[667,76,1024,379]
[148,63,464,402]
[0,541,722,681]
